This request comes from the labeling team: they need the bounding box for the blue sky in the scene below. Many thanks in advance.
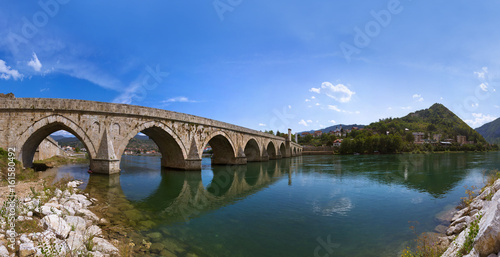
[1,0,500,134]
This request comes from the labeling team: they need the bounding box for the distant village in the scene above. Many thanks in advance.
[300,125,476,147]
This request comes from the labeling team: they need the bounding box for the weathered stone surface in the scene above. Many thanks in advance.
[41,214,71,239]
[19,242,36,257]
[65,216,87,234]
[66,231,85,252]
[447,222,467,236]
[0,245,9,256]
[452,207,470,222]
[474,200,500,256]
[85,225,102,238]
[92,237,119,255]
[76,209,99,222]
[451,216,471,227]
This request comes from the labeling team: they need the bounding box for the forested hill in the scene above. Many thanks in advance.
[368,103,487,144]
[476,117,500,144]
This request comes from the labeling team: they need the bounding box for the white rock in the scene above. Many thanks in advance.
[92,237,119,255]
[0,245,9,256]
[20,234,31,243]
[447,222,467,236]
[487,254,497,257]
[19,242,36,257]
[18,216,25,222]
[493,179,500,192]
[77,209,99,222]
[85,225,102,238]
[67,231,85,252]
[23,197,31,203]
[65,216,87,234]
[27,211,33,217]
[452,207,469,222]
[63,200,83,212]
[40,205,62,216]
[48,197,59,204]
[55,188,63,197]
[41,214,71,239]
[480,188,493,200]
[474,199,500,255]
[470,199,485,210]
[63,205,76,216]
[88,251,107,257]
[67,181,79,188]
[441,228,467,257]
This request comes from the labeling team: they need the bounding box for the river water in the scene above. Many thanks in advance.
[47,152,500,257]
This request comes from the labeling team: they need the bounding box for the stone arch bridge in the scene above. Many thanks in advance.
[0,98,302,174]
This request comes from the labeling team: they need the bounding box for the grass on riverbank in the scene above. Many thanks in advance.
[33,155,89,169]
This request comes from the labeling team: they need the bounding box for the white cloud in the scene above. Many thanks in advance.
[311,96,316,99]
[112,82,142,104]
[163,96,196,103]
[495,105,500,109]
[288,105,292,109]
[401,106,412,110]
[305,99,310,102]
[412,94,424,102]
[50,130,74,138]
[464,113,497,128]
[480,83,488,92]
[259,123,266,127]
[387,107,392,110]
[298,119,308,126]
[309,87,321,94]
[474,67,488,80]
[328,105,341,112]
[307,120,313,123]
[0,60,23,80]
[28,52,42,72]
[321,82,355,103]
[329,120,336,124]
[40,88,49,92]
[315,103,320,106]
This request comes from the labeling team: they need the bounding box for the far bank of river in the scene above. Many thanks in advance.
[18,152,500,256]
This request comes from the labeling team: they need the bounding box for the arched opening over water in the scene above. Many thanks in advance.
[119,124,186,170]
[266,141,277,159]
[206,134,237,166]
[20,122,91,171]
[244,139,261,162]
[279,142,286,157]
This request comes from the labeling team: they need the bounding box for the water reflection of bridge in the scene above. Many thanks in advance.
[84,157,303,225]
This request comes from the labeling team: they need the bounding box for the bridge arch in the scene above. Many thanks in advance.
[279,142,286,157]
[266,141,277,159]
[202,131,242,165]
[244,138,261,162]
[17,114,95,168]
[117,121,188,170]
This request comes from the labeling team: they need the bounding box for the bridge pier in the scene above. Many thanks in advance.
[91,159,121,175]
[161,157,202,170]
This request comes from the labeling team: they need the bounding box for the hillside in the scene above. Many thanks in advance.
[299,124,365,135]
[368,103,487,144]
[476,117,500,144]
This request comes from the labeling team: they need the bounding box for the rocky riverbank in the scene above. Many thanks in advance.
[0,180,120,256]
[439,177,500,257]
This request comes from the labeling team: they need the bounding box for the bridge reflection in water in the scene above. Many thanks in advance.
[83,157,302,228]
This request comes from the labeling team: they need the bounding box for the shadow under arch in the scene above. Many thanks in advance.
[17,115,94,168]
[244,138,261,162]
[279,142,286,157]
[266,141,277,159]
[202,131,243,165]
[117,121,188,170]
